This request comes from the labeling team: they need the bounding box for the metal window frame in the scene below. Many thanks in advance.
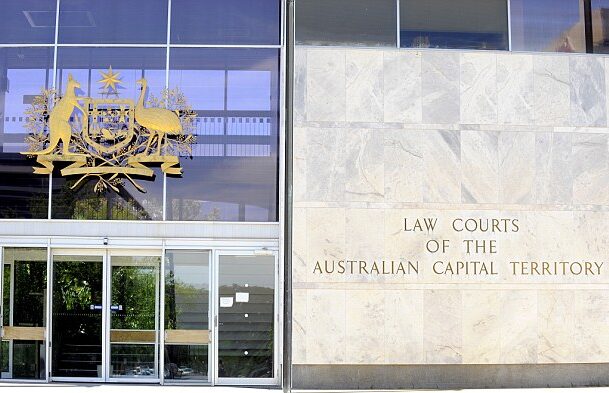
[0,245,51,384]
[0,0,286,387]
[0,0,284,224]
[213,249,280,386]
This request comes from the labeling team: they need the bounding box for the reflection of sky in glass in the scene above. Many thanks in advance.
[166,49,278,222]
[218,255,274,288]
[169,70,271,111]
[57,69,166,102]
[4,69,50,133]
[169,70,224,110]
[172,264,208,288]
[58,0,168,44]
[511,0,583,52]
[170,0,280,45]
[227,71,271,111]
[593,0,609,9]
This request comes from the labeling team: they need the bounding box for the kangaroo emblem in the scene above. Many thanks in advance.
[29,74,84,155]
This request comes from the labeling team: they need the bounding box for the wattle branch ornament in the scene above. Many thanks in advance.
[22,67,196,193]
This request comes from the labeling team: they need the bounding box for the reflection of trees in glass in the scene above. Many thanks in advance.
[1,341,8,373]
[0,193,47,219]
[12,341,42,378]
[13,261,46,326]
[53,179,162,220]
[165,271,208,330]
[112,266,157,330]
[2,265,9,326]
[171,200,223,222]
[54,262,94,311]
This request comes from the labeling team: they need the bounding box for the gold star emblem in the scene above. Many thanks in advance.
[98,66,122,91]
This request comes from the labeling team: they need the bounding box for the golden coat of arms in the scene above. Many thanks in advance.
[22,67,196,193]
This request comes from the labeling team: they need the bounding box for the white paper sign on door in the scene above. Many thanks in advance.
[236,292,249,303]
[220,297,234,308]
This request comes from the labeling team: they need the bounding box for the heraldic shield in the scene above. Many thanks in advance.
[21,67,196,193]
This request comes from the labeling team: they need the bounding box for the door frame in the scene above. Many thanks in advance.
[0,256,15,379]
[48,248,107,383]
[213,249,280,386]
[0,243,281,386]
[48,247,162,383]
[160,248,213,385]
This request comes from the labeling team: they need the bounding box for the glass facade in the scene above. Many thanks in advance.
[295,0,609,53]
[400,0,508,50]
[295,0,397,47]
[592,0,609,53]
[1,248,47,380]
[167,49,279,222]
[511,0,586,52]
[164,251,210,381]
[0,0,280,222]
[170,0,280,45]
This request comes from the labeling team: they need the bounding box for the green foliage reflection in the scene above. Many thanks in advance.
[112,266,157,330]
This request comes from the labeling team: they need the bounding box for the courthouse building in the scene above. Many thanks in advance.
[2,0,609,389]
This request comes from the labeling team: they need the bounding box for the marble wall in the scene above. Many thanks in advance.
[292,47,609,367]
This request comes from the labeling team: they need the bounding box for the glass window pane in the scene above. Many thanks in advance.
[0,48,52,219]
[218,255,275,378]
[171,0,280,45]
[164,250,210,382]
[110,344,156,377]
[592,0,609,53]
[51,47,166,220]
[296,0,397,47]
[511,0,585,52]
[0,0,56,44]
[2,248,47,380]
[400,0,508,50]
[164,345,208,381]
[52,255,103,378]
[2,265,9,326]
[58,0,168,44]
[1,341,8,374]
[165,251,209,330]
[111,257,159,331]
[110,256,159,379]
[166,49,279,222]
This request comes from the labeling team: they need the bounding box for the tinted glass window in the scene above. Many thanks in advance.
[0,0,56,44]
[58,0,168,44]
[51,47,166,220]
[400,0,508,50]
[296,0,397,47]
[166,48,279,222]
[592,0,609,53]
[0,47,52,219]
[171,0,280,45]
[511,0,585,52]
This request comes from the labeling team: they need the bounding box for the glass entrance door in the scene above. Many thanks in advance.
[50,250,160,382]
[0,248,48,381]
[108,255,160,380]
[51,254,104,380]
[215,251,277,385]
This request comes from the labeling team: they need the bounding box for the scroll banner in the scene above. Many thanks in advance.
[29,154,87,175]
[128,155,182,175]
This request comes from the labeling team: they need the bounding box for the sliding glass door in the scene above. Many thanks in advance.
[50,250,160,382]
[0,248,48,380]
[215,251,277,385]
[108,255,160,380]
[163,250,211,383]
[51,254,104,380]
[1,246,278,385]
